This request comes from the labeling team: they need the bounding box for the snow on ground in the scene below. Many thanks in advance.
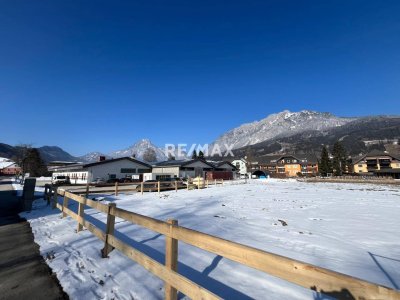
[21,179,400,299]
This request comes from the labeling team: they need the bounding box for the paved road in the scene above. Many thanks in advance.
[0,178,67,299]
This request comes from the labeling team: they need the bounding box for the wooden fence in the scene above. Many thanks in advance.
[46,178,227,197]
[44,186,400,300]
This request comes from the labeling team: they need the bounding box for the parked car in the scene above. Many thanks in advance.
[119,177,133,183]
[106,178,120,184]
[91,177,106,185]
[52,175,70,185]
[135,180,158,192]
[162,177,186,188]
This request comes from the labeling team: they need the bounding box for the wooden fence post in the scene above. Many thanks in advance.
[102,203,117,258]
[141,182,144,195]
[221,179,224,186]
[52,187,57,209]
[62,194,69,218]
[165,219,178,300]
[206,179,209,188]
[187,179,189,190]
[77,197,86,232]
[85,183,89,198]
[44,185,49,204]
[175,180,177,192]
[115,181,119,196]
[214,179,217,186]
[158,181,161,194]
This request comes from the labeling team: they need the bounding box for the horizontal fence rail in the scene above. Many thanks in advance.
[44,186,400,300]
[50,179,228,197]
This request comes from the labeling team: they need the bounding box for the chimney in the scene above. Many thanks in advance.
[99,156,106,162]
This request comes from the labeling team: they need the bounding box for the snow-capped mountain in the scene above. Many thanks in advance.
[108,139,167,162]
[78,152,110,163]
[212,110,355,150]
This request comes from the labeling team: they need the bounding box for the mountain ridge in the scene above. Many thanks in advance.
[211,110,356,150]
[1,110,399,163]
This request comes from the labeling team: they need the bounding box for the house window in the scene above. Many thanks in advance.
[137,168,149,173]
[109,174,116,179]
[121,168,136,173]
[156,175,170,180]
[358,165,363,167]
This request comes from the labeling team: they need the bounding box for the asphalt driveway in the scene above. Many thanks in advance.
[0,178,67,299]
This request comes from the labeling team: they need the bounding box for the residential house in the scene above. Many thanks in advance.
[352,150,400,179]
[50,157,152,184]
[206,161,237,180]
[249,154,318,178]
[0,160,21,175]
[151,159,216,180]
[231,158,248,176]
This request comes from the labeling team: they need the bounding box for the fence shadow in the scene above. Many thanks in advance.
[368,252,400,289]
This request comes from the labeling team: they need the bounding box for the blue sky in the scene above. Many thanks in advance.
[1,0,399,156]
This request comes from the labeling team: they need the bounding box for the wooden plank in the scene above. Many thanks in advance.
[113,207,171,235]
[115,182,119,196]
[85,198,109,214]
[102,203,116,258]
[165,219,178,300]
[77,199,85,232]
[85,183,89,198]
[62,195,69,218]
[62,205,106,242]
[83,219,106,241]
[64,191,86,204]
[56,202,63,211]
[107,235,219,300]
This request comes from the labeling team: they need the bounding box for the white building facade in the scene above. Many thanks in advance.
[51,157,152,184]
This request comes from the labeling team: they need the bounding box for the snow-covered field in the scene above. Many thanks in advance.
[21,179,400,299]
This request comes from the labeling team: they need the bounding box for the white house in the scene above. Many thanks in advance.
[231,158,248,176]
[51,157,152,184]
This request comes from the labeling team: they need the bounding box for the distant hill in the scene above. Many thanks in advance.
[0,143,79,163]
[0,143,17,159]
[37,146,79,162]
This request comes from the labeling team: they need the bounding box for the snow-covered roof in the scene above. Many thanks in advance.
[0,161,16,169]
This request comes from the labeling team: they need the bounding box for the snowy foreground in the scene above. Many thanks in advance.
[21,179,400,299]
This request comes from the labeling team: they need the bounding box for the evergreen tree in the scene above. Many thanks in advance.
[319,146,331,177]
[191,150,198,159]
[198,150,204,159]
[332,141,347,176]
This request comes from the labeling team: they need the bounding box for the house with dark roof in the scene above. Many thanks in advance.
[50,157,152,183]
[352,150,400,178]
[151,159,217,180]
[247,154,319,178]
